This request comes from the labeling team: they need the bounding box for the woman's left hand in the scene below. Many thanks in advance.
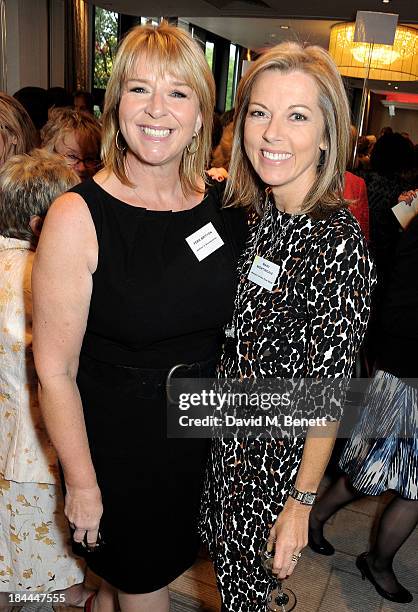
[267,497,311,579]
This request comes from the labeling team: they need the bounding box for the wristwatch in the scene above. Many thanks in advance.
[288,485,317,506]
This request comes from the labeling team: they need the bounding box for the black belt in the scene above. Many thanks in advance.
[79,352,217,387]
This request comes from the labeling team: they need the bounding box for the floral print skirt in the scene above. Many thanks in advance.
[0,474,85,592]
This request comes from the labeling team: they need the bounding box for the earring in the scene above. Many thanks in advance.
[186,132,200,155]
[115,129,126,152]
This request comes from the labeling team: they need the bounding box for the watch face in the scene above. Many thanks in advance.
[304,492,316,504]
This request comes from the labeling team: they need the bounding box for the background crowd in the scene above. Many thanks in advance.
[0,22,417,612]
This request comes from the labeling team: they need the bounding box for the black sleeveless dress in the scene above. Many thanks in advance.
[71,179,246,593]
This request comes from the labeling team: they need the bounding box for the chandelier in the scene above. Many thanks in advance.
[329,22,418,81]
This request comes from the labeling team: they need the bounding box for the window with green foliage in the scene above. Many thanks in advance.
[140,17,161,26]
[94,7,119,89]
[205,41,214,70]
[225,44,237,110]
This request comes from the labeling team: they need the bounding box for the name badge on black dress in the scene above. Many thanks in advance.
[186,222,224,262]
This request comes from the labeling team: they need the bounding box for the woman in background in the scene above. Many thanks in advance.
[41,107,101,181]
[0,149,91,608]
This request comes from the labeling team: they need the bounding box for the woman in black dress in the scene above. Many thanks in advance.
[32,23,245,612]
[200,42,375,610]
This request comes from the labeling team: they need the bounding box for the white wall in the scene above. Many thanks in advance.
[49,0,65,88]
[369,96,418,144]
[4,0,65,94]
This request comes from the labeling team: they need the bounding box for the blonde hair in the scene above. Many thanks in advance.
[0,149,79,243]
[101,21,215,195]
[41,107,101,158]
[225,42,351,217]
[0,92,37,165]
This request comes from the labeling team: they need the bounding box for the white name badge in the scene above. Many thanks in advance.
[248,255,280,291]
[186,222,224,262]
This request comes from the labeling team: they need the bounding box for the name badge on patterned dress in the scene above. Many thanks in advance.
[248,255,280,291]
[186,222,224,262]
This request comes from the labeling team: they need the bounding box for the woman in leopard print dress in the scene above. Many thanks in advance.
[200,43,375,611]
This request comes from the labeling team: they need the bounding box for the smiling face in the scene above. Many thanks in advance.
[118,59,202,173]
[244,69,326,210]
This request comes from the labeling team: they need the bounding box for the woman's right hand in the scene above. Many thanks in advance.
[398,188,418,206]
[65,483,103,548]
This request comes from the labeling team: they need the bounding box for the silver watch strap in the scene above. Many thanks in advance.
[289,485,317,505]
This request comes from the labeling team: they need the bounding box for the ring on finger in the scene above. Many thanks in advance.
[291,552,302,563]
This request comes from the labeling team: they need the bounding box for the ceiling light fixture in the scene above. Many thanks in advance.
[329,22,418,81]
[280,25,290,30]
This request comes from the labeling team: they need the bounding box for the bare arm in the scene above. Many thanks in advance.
[32,192,101,546]
[267,424,339,579]
[269,230,375,578]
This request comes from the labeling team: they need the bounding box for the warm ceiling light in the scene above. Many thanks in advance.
[382,1,390,4]
[329,22,418,81]
[280,25,290,30]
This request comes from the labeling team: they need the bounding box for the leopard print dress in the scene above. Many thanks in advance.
[200,194,375,611]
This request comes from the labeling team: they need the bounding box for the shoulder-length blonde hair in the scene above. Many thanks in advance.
[225,42,351,217]
[0,92,37,165]
[101,22,215,195]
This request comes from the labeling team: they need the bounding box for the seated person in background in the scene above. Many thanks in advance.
[41,107,101,181]
[0,149,92,609]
